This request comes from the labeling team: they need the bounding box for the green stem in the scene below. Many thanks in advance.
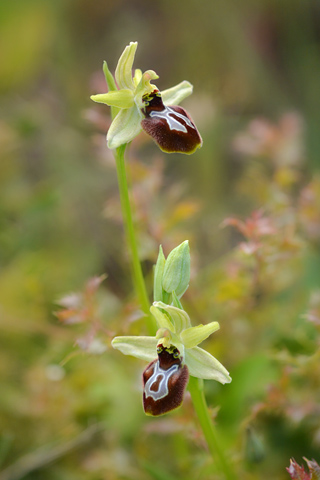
[114,143,232,479]
[114,144,154,334]
[188,376,235,480]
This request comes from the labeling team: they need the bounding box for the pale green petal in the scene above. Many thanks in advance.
[90,89,134,108]
[185,346,231,383]
[112,336,157,361]
[161,81,193,106]
[133,68,142,87]
[153,302,191,333]
[107,107,142,149]
[115,42,137,90]
[150,305,174,331]
[180,322,220,349]
[134,70,159,109]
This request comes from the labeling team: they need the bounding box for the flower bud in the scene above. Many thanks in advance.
[162,241,190,298]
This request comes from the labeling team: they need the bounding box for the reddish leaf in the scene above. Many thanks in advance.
[304,458,320,480]
[287,458,320,480]
[222,210,276,240]
[287,459,311,480]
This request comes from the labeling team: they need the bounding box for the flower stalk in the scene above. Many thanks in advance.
[114,144,155,335]
[112,173,234,476]
[102,54,154,334]
[188,376,235,480]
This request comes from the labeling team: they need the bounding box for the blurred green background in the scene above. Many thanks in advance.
[1,1,320,479]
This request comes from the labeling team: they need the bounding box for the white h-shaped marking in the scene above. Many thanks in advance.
[144,361,179,401]
[150,107,194,133]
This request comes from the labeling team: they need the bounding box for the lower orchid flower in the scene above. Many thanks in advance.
[112,302,231,416]
[90,41,202,154]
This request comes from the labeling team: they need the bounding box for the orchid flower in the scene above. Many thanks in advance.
[90,42,202,154]
[112,302,231,415]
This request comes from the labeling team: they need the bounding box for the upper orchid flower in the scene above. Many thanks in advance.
[112,302,231,416]
[90,41,202,154]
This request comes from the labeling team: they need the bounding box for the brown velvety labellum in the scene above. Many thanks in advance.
[143,345,189,416]
[141,91,202,155]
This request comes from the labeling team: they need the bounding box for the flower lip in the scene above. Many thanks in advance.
[143,343,189,416]
[141,90,202,154]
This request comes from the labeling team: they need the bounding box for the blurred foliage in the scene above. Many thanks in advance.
[1,1,320,479]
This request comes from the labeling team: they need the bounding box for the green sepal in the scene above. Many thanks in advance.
[90,89,134,109]
[107,107,141,149]
[102,61,119,119]
[111,335,157,362]
[115,41,137,90]
[185,346,231,383]
[153,245,166,302]
[103,60,117,92]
